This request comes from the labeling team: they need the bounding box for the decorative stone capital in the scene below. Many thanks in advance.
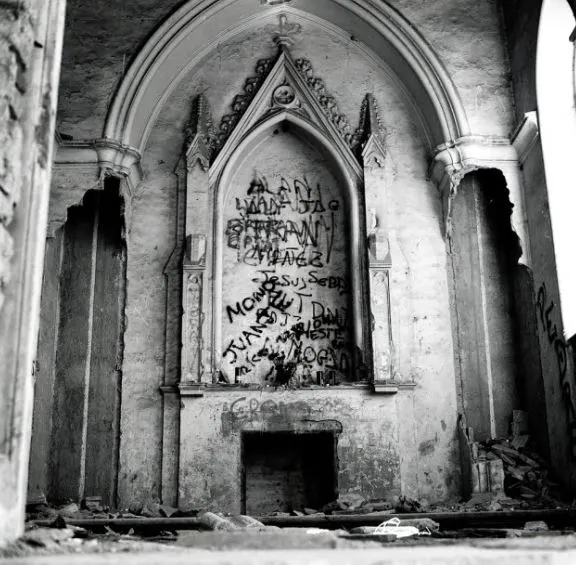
[430,135,521,239]
[55,137,143,194]
[430,135,517,195]
[356,93,386,169]
[93,139,143,192]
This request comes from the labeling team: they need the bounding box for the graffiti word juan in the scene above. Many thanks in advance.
[223,278,295,363]
[536,282,576,459]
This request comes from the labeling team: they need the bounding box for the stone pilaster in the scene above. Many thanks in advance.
[181,95,212,382]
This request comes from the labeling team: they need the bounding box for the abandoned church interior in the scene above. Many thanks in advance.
[2,0,576,554]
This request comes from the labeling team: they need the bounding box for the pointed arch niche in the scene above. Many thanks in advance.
[180,48,393,388]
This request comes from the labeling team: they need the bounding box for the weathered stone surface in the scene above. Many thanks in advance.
[107,17,461,508]
[0,0,66,545]
[36,0,529,515]
[57,1,514,140]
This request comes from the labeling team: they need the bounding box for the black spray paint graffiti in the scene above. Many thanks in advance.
[222,174,354,384]
[225,176,339,268]
[536,282,576,459]
[223,275,294,364]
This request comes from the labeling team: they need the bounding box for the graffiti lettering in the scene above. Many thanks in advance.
[222,174,352,383]
[222,396,312,423]
[251,269,348,296]
[226,176,337,267]
[537,282,576,458]
[241,246,324,268]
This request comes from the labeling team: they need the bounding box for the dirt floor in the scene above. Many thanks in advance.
[4,531,576,565]
[4,519,576,561]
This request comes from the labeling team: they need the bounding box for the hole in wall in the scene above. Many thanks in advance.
[241,431,337,515]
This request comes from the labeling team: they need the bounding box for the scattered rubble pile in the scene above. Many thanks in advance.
[25,498,194,522]
[13,409,574,559]
[478,438,561,506]
[0,522,179,559]
[459,410,569,511]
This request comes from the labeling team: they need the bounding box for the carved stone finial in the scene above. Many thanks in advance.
[185,94,215,170]
[354,94,385,147]
[353,93,386,168]
[273,13,301,51]
[363,95,384,137]
[186,94,214,145]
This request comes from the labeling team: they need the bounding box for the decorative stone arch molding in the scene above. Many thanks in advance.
[50,137,143,236]
[181,45,378,385]
[430,136,531,267]
[98,0,532,262]
[103,0,470,154]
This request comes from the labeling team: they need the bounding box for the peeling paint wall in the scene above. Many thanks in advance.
[503,0,576,492]
[41,0,521,510]
[118,19,465,507]
[179,390,402,511]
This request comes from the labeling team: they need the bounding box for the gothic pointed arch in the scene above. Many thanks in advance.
[103,0,470,155]
[182,42,379,385]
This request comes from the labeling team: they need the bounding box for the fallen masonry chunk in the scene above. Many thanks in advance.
[84,496,103,512]
[21,527,76,548]
[523,520,549,531]
[58,503,80,517]
[303,508,318,515]
[198,512,239,531]
[398,518,440,532]
[227,515,266,529]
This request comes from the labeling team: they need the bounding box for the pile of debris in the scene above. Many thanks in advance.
[259,493,415,518]
[25,497,194,523]
[481,439,555,503]
[459,410,568,510]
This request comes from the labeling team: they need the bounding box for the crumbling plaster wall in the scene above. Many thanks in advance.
[117,19,479,507]
[52,0,517,508]
[0,0,65,544]
[502,0,576,490]
[56,0,514,140]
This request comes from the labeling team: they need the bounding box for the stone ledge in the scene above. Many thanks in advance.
[373,380,417,394]
[160,381,417,396]
[372,381,398,394]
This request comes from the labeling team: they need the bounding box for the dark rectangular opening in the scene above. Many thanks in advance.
[241,431,337,515]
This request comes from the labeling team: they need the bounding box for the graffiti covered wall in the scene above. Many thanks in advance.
[221,131,353,385]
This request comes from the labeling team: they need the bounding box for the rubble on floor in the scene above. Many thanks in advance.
[0,524,179,559]
[458,410,569,511]
[11,500,576,559]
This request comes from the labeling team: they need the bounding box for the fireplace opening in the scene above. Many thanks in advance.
[241,431,337,515]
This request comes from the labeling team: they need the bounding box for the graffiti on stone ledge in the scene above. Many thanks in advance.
[536,282,576,459]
